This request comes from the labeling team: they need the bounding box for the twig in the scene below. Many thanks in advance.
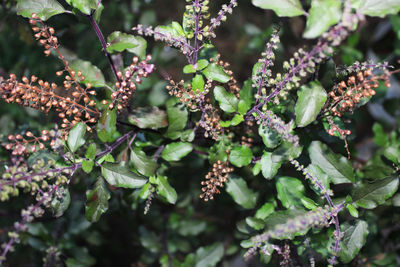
[87,13,119,82]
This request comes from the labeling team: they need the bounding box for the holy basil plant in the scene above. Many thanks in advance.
[0,0,399,266]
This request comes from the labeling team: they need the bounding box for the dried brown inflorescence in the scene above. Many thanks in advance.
[105,55,155,111]
[200,160,233,201]
[325,68,392,158]
[4,130,52,156]
[166,76,224,140]
[0,73,98,135]
[328,69,389,120]
[0,13,101,144]
[0,14,155,156]
[326,68,391,136]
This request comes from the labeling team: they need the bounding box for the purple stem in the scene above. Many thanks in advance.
[88,14,120,82]
[255,58,270,106]
[0,185,60,263]
[0,131,136,263]
[290,159,343,265]
[247,43,324,117]
[192,0,201,65]
[209,0,237,32]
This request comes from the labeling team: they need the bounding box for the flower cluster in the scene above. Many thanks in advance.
[290,158,344,265]
[245,206,338,260]
[208,0,238,37]
[166,78,197,109]
[323,67,393,157]
[3,130,52,155]
[253,29,280,104]
[144,185,155,215]
[0,15,101,140]
[183,0,210,40]
[30,15,97,112]
[255,109,299,146]
[290,159,333,197]
[132,24,193,55]
[0,73,99,135]
[0,181,70,264]
[133,0,237,64]
[248,3,363,123]
[200,160,233,201]
[166,76,224,140]
[0,158,72,202]
[328,69,390,119]
[336,60,390,76]
[105,55,155,111]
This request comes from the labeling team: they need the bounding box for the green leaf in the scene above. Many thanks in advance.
[166,98,188,139]
[85,178,110,222]
[393,193,400,207]
[246,217,265,230]
[228,145,253,167]
[101,163,147,188]
[259,124,281,148]
[17,0,65,20]
[358,0,400,17]
[252,0,304,17]
[295,81,327,127]
[301,197,317,210]
[260,151,282,179]
[309,141,355,183]
[183,60,209,74]
[214,86,238,113]
[239,80,254,114]
[161,142,193,162]
[255,202,275,220]
[303,0,342,39]
[128,107,168,130]
[106,31,147,59]
[276,176,305,209]
[352,176,399,209]
[231,114,244,126]
[155,175,177,204]
[156,21,186,39]
[160,255,181,267]
[65,0,100,15]
[67,122,86,153]
[339,220,369,263]
[384,145,400,164]
[51,188,70,218]
[194,243,224,267]
[372,123,388,146]
[130,148,158,177]
[97,109,117,143]
[85,143,97,160]
[82,159,94,173]
[178,220,207,236]
[226,175,257,209]
[346,204,359,218]
[70,59,105,87]
[183,64,196,74]
[192,74,205,92]
[196,59,209,71]
[362,155,394,180]
[139,226,161,253]
[202,63,230,83]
